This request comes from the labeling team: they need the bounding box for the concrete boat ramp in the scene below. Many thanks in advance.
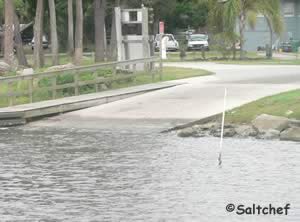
[0,82,182,127]
[1,62,300,129]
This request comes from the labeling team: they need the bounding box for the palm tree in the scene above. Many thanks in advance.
[259,0,283,59]
[68,0,74,56]
[49,0,59,65]
[74,0,83,65]
[34,0,45,69]
[48,0,59,66]
[4,0,15,66]
[212,0,283,59]
[14,12,29,67]
[94,0,106,62]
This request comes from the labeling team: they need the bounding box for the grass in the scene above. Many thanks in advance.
[0,67,212,108]
[162,51,300,65]
[162,51,261,62]
[226,89,300,124]
[217,58,300,65]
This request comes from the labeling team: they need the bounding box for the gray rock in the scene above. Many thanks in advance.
[211,127,236,138]
[289,119,300,127]
[223,128,236,137]
[177,127,198,138]
[100,83,108,90]
[46,63,76,72]
[258,130,280,140]
[235,125,258,137]
[252,114,289,133]
[21,68,34,75]
[280,127,300,142]
[197,122,218,130]
[0,61,11,74]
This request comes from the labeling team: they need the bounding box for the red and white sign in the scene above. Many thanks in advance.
[159,21,165,34]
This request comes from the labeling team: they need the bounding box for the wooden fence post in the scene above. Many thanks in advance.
[74,72,79,96]
[52,76,57,99]
[29,78,33,103]
[159,58,163,81]
[8,81,13,106]
[93,71,99,92]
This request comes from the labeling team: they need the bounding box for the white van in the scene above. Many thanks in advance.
[187,34,209,51]
[155,34,179,51]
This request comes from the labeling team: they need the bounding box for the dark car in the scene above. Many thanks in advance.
[280,42,292,53]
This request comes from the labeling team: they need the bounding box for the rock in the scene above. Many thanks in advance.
[235,125,258,137]
[46,63,76,72]
[252,114,290,133]
[289,119,300,127]
[280,127,300,142]
[99,83,108,90]
[177,127,198,138]
[0,61,11,74]
[223,128,236,137]
[197,122,218,130]
[21,68,34,75]
[258,130,280,140]
[211,126,236,138]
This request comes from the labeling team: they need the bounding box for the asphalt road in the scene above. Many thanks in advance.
[33,62,300,128]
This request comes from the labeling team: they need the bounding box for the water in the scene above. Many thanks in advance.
[0,125,299,221]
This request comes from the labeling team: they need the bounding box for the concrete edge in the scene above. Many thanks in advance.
[0,83,182,127]
[161,113,222,133]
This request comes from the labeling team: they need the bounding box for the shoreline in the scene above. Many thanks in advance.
[175,114,300,142]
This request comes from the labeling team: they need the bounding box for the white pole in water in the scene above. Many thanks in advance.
[218,88,227,166]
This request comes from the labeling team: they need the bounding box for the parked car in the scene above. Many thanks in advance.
[155,34,179,51]
[187,34,209,51]
[280,42,292,52]
[31,35,49,50]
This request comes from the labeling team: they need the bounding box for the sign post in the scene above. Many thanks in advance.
[159,21,165,35]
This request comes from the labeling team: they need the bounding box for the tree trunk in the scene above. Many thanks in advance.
[48,0,59,65]
[238,10,246,60]
[68,0,74,56]
[94,0,106,62]
[73,0,83,65]
[14,13,28,67]
[266,17,273,59]
[108,0,120,61]
[4,0,15,66]
[34,0,45,69]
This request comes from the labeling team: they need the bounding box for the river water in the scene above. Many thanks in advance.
[0,124,299,221]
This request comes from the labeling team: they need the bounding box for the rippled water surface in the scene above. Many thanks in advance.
[0,125,299,221]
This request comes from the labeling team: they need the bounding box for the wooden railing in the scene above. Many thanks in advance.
[0,57,161,107]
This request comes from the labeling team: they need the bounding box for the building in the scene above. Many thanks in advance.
[244,0,300,51]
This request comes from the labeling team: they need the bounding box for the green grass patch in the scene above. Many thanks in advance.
[162,51,300,65]
[0,67,212,108]
[110,67,213,90]
[163,51,261,62]
[226,89,300,124]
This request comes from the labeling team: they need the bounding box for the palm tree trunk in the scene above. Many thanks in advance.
[68,0,74,56]
[108,0,120,61]
[73,0,83,65]
[48,0,59,65]
[4,0,15,66]
[266,17,273,59]
[34,0,45,69]
[14,13,28,67]
[238,10,246,60]
[94,0,106,62]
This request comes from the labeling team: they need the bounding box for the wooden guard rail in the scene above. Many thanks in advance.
[0,57,161,107]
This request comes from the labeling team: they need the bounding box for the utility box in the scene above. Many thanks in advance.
[115,7,152,71]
